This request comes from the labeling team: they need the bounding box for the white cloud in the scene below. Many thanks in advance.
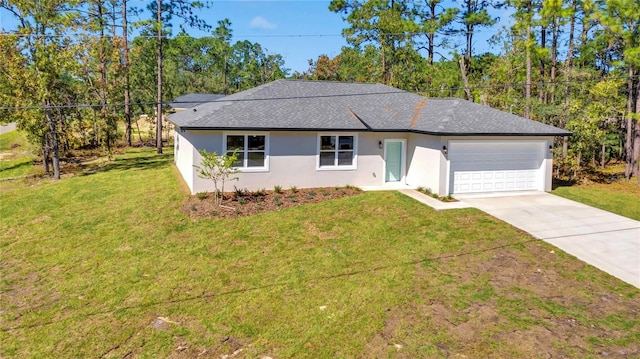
[249,16,276,30]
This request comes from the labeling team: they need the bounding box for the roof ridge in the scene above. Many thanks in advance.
[277,78,394,87]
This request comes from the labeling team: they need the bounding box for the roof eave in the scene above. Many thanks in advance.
[174,126,371,132]
[172,126,571,137]
[408,129,573,137]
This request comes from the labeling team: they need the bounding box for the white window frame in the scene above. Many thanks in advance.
[316,133,358,170]
[223,132,270,172]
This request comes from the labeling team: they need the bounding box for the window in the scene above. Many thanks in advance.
[317,134,357,169]
[224,133,269,171]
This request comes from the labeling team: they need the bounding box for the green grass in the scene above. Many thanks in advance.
[0,130,30,151]
[1,148,639,358]
[0,130,39,179]
[553,180,640,220]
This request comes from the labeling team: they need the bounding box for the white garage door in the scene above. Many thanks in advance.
[449,140,546,194]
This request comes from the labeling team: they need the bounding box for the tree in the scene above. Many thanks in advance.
[595,0,640,181]
[122,0,132,146]
[329,0,417,84]
[0,0,81,179]
[508,0,536,118]
[456,0,500,65]
[194,150,240,207]
[81,0,121,156]
[414,0,458,65]
[306,54,342,80]
[143,0,210,154]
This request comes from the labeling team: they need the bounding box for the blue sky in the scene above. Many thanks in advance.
[190,0,350,73]
[0,0,513,74]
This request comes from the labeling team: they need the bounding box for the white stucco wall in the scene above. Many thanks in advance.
[181,130,412,193]
[406,134,447,195]
[174,129,556,194]
[174,129,195,193]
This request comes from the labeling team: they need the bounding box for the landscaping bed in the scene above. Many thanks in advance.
[182,186,363,219]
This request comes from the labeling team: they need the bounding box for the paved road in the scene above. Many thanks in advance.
[457,192,640,288]
[0,122,17,134]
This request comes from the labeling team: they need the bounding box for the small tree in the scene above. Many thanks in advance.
[194,149,240,207]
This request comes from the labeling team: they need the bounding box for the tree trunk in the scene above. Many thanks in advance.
[625,66,634,179]
[635,75,640,183]
[539,25,546,103]
[156,0,163,154]
[459,58,472,101]
[98,2,110,153]
[562,0,576,160]
[525,0,532,119]
[42,146,50,174]
[550,16,559,104]
[45,104,60,180]
[427,32,435,65]
[427,2,436,65]
[381,43,388,84]
[123,0,132,146]
[465,0,472,65]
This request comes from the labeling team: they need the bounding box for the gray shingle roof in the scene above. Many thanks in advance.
[169,93,226,109]
[168,80,571,136]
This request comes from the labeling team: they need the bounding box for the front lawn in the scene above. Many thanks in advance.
[1,148,639,358]
[553,178,640,221]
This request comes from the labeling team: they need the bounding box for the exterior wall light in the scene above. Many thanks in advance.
[378,140,383,149]
[442,145,448,155]
[549,145,553,153]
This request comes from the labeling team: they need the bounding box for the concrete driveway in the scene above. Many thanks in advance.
[456,192,640,288]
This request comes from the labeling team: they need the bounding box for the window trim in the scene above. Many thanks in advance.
[316,133,358,170]
[223,132,270,172]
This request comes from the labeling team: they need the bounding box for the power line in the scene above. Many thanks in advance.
[0,74,637,111]
[0,32,347,39]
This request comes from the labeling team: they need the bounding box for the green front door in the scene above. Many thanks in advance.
[385,141,402,182]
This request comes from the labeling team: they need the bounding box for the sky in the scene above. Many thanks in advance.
[191,0,350,73]
[0,0,514,74]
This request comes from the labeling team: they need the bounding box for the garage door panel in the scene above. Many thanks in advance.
[449,141,545,194]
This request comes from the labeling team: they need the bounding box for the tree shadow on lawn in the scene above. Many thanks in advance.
[0,159,35,174]
[79,151,174,176]
[552,178,574,190]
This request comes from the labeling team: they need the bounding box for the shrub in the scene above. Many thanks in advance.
[196,192,208,200]
[255,188,266,196]
[290,185,298,193]
[308,190,316,197]
[432,193,438,199]
[238,198,247,205]
[416,186,425,192]
[274,196,282,206]
[233,186,246,198]
[322,189,330,196]
[274,185,283,194]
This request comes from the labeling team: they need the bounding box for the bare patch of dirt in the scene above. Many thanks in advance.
[181,187,363,219]
[361,241,640,358]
